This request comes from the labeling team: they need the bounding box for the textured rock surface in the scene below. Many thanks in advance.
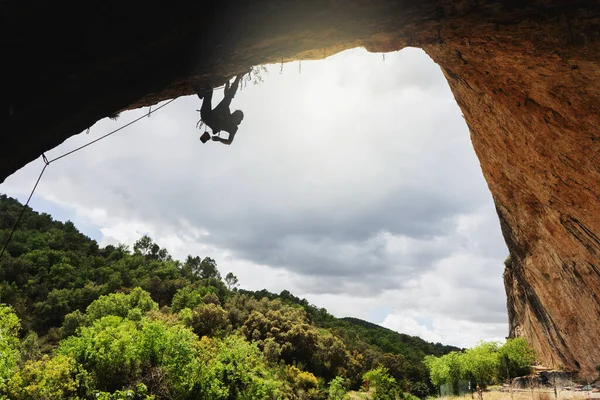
[1,0,599,376]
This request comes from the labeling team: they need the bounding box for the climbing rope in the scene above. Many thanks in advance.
[0,78,246,258]
[0,97,177,259]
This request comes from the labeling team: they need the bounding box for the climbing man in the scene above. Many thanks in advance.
[195,74,244,145]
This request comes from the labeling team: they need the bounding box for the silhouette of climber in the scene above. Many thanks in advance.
[196,75,244,145]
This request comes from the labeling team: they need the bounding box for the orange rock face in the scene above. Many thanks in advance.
[418,6,600,376]
[1,0,599,376]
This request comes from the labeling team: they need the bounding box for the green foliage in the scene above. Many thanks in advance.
[58,316,143,391]
[134,235,170,261]
[0,304,21,389]
[424,351,463,394]
[6,354,88,400]
[498,338,535,380]
[238,289,457,392]
[263,337,282,363]
[363,367,398,400]
[58,315,198,395]
[0,195,464,399]
[62,309,87,338]
[423,354,446,387]
[181,255,221,280]
[188,335,281,399]
[19,331,41,364]
[328,376,347,400]
[85,287,158,322]
[285,365,319,390]
[171,285,212,312]
[425,339,536,394]
[225,272,239,290]
[461,341,500,386]
[403,392,421,400]
[188,303,230,338]
[331,317,459,360]
[94,383,155,400]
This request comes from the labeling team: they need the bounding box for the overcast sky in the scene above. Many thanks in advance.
[1,48,509,347]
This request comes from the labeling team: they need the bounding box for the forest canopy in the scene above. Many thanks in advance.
[2,194,529,399]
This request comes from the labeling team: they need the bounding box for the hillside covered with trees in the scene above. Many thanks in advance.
[0,194,462,399]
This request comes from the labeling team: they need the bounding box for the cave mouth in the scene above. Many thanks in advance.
[3,0,600,375]
[1,47,510,348]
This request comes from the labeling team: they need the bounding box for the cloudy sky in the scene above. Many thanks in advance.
[1,48,509,347]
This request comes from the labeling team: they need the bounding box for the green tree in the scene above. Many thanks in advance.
[7,354,88,400]
[424,351,463,394]
[189,303,230,338]
[498,338,535,380]
[313,331,349,380]
[85,287,158,322]
[0,304,20,390]
[58,316,143,391]
[199,257,221,280]
[263,338,282,363]
[133,235,154,256]
[61,309,87,338]
[171,285,213,312]
[461,341,500,387]
[19,331,41,364]
[363,367,398,400]
[328,376,347,400]
[136,319,200,397]
[0,195,465,398]
[59,315,198,396]
[188,335,280,399]
[225,272,239,290]
[93,383,154,400]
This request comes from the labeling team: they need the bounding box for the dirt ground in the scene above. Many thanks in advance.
[442,390,600,400]
[345,391,371,399]
[343,389,600,400]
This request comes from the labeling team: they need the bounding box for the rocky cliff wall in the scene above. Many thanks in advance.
[1,0,599,376]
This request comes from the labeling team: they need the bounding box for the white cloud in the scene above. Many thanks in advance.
[0,47,509,347]
[382,312,507,348]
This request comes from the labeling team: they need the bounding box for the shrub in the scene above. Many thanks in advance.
[85,288,157,322]
[328,376,347,400]
[7,354,88,400]
[0,304,20,389]
[364,367,398,400]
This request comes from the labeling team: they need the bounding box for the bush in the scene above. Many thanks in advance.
[328,376,347,400]
[188,335,281,399]
[403,392,421,400]
[19,331,41,364]
[498,338,535,380]
[58,316,198,394]
[364,367,398,400]
[7,354,88,399]
[189,303,230,337]
[94,383,154,400]
[58,316,142,391]
[86,288,158,322]
[0,304,20,389]
[61,309,86,338]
